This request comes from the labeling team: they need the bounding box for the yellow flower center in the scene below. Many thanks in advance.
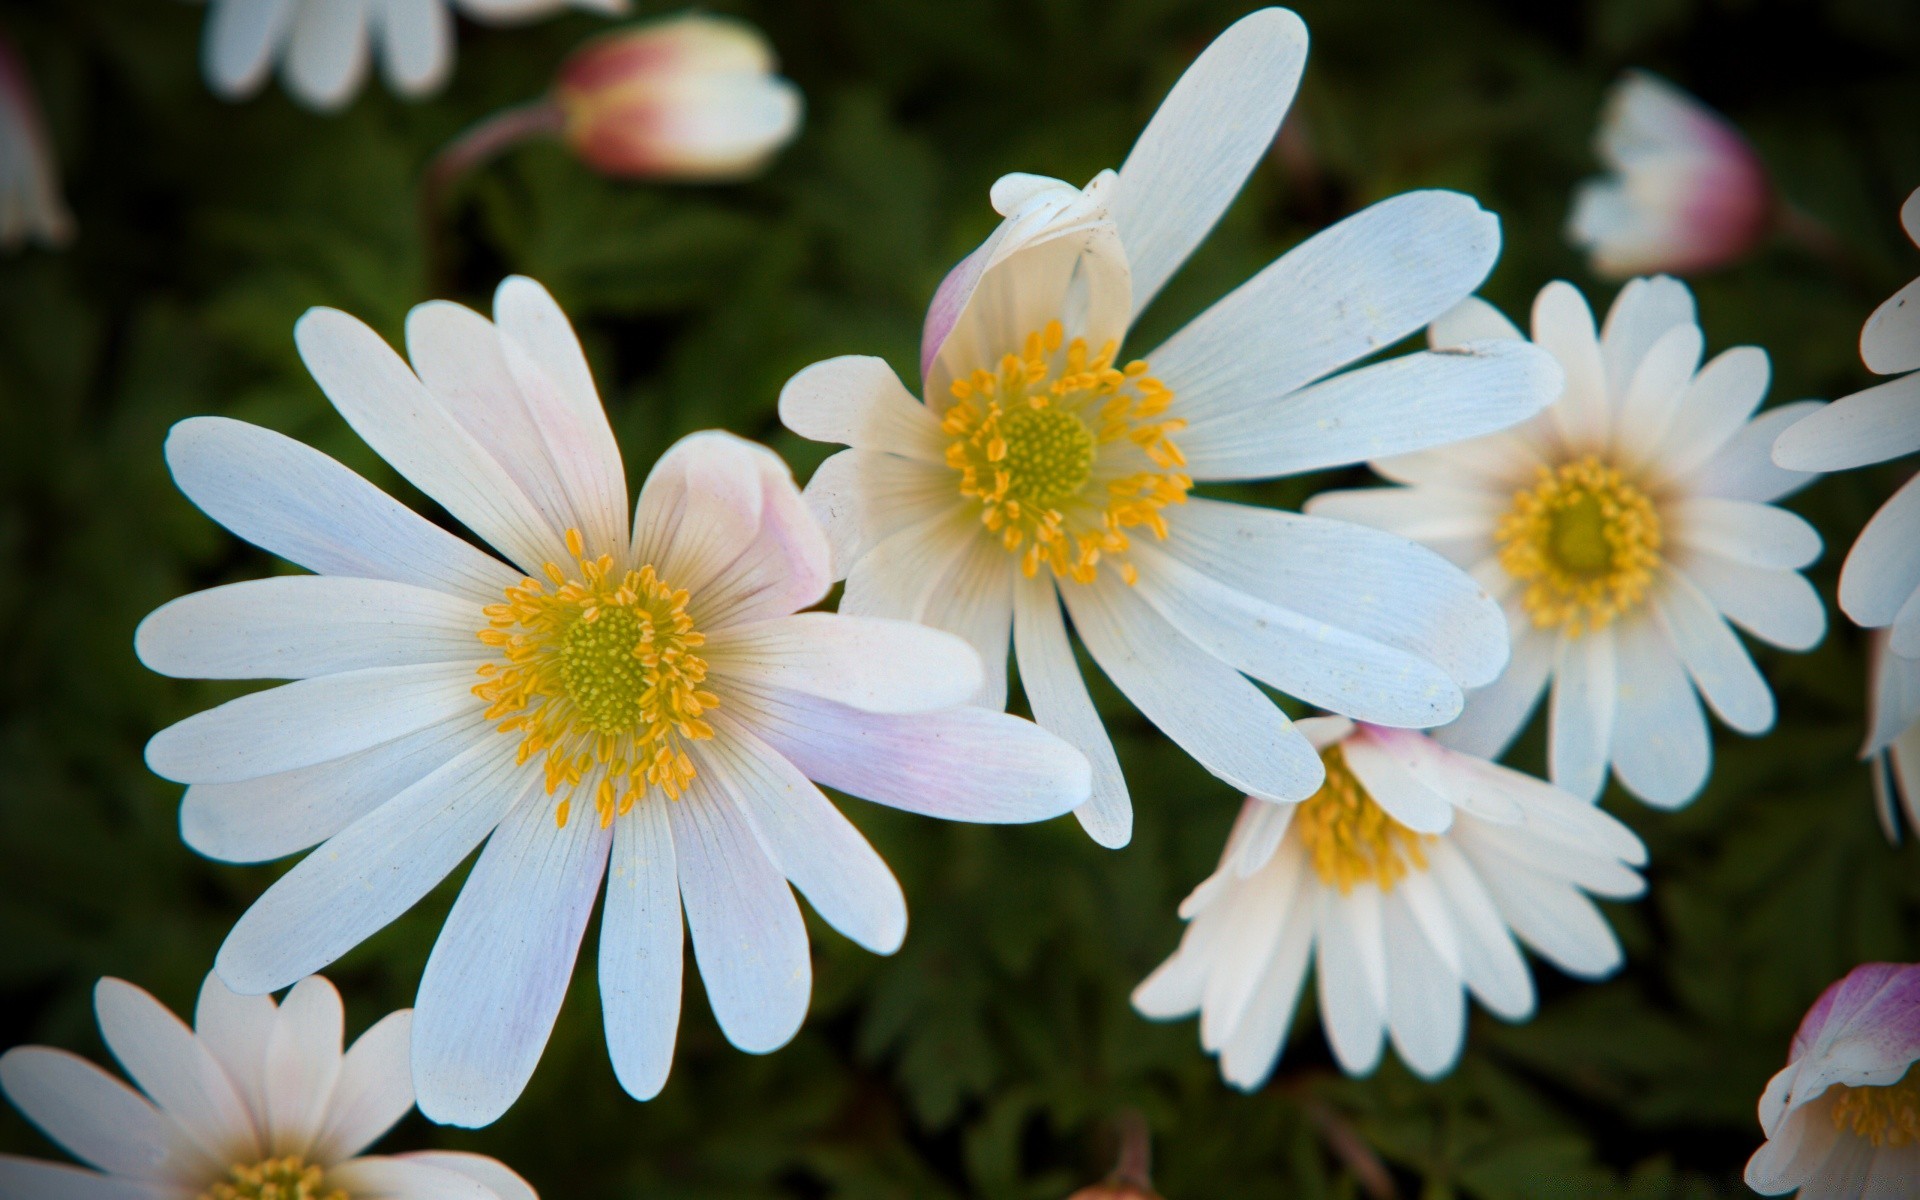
[1832,1070,1920,1148]
[1496,456,1662,637]
[475,529,717,827]
[942,320,1191,585]
[200,1157,344,1200]
[1293,745,1434,893]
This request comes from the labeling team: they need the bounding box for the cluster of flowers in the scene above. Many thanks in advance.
[4,6,1919,1198]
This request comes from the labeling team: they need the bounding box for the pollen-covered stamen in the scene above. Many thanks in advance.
[942,319,1191,586]
[1832,1071,1920,1147]
[1497,455,1663,637]
[1294,745,1434,893]
[200,1157,345,1200]
[475,529,717,826]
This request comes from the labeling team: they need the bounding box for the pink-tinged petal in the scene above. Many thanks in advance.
[93,979,257,1166]
[1011,573,1130,848]
[326,1156,499,1200]
[0,1158,184,1200]
[1790,962,1920,1077]
[730,683,1087,824]
[703,612,982,714]
[0,1048,180,1178]
[262,977,344,1157]
[311,1012,413,1163]
[412,794,612,1128]
[599,795,682,1102]
[390,1152,537,1200]
[777,356,945,462]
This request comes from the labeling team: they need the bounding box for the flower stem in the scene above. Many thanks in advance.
[419,99,566,290]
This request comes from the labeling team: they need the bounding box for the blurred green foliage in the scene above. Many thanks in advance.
[4,0,1920,1195]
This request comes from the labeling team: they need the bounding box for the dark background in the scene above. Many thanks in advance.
[4,0,1919,1194]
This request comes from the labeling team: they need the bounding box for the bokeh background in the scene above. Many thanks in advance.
[5,0,1920,1194]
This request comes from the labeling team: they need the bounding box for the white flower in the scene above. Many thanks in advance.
[1133,717,1645,1087]
[1746,961,1920,1197]
[0,37,75,251]
[135,277,1090,1127]
[1773,188,1920,658]
[197,0,627,112]
[778,7,1562,848]
[1311,276,1826,807]
[1868,636,1920,845]
[1568,71,1773,279]
[0,971,535,1200]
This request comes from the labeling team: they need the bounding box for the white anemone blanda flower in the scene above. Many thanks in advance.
[1133,716,1645,1087]
[779,7,1563,848]
[197,0,626,112]
[135,277,1090,1128]
[0,971,535,1200]
[1310,276,1826,808]
[1746,961,1920,1198]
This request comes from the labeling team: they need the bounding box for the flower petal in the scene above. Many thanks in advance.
[777,356,945,462]
[412,796,612,1128]
[598,797,682,1103]
[1653,572,1776,734]
[1597,274,1697,406]
[1426,840,1533,1020]
[262,978,343,1158]
[389,1153,536,1200]
[1315,888,1387,1075]
[193,973,275,1138]
[1433,611,1553,760]
[1530,281,1609,453]
[705,613,981,715]
[1218,871,1314,1091]
[1611,323,1704,473]
[203,0,297,98]
[1772,373,1920,472]
[372,0,451,96]
[1862,275,1920,375]
[1547,625,1617,802]
[1609,614,1710,808]
[282,0,371,111]
[1651,346,1769,481]
[1671,497,1821,570]
[1841,473,1920,630]
[1382,891,1466,1079]
[1467,850,1623,978]
[93,979,256,1166]
[311,1012,412,1163]
[326,1156,498,1200]
[1693,398,1824,504]
[1011,574,1130,848]
[1340,734,1455,833]
[799,449,953,579]
[0,1158,181,1200]
[1681,553,1826,651]
[1429,296,1523,347]
[0,1049,179,1178]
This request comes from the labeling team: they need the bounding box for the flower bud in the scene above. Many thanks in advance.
[0,35,74,251]
[555,15,802,182]
[1568,71,1772,278]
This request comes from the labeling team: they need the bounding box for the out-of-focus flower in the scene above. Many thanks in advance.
[0,36,74,251]
[1569,71,1774,280]
[779,7,1561,848]
[554,15,802,181]
[196,0,626,113]
[1311,276,1827,808]
[1774,189,1920,657]
[1868,636,1920,844]
[1135,717,1644,1087]
[135,277,1089,1127]
[1746,961,1920,1196]
[0,971,535,1200]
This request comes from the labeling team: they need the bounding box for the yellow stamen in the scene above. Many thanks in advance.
[1496,456,1662,637]
[1293,745,1433,893]
[475,529,716,826]
[1832,1070,1920,1147]
[200,1156,345,1200]
[942,319,1190,586]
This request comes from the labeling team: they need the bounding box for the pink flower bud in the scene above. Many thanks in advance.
[0,36,74,251]
[555,15,802,182]
[1568,71,1773,278]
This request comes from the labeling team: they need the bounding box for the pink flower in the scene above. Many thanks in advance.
[1747,962,1920,1196]
[1568,71,1773,279]
[0,36,74,251]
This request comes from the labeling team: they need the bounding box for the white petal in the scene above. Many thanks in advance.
[136,577,482,681]
[1426,841,1533,1020]
[731,684,1088,824]
[203,0,298,98]
[1772,374,1920,472]
[1863,277,1920,375]
[1653,573,1776,734]
[1841,474,1920,631]
[1011,574,1130,848]
[598,798,682,1103]
[282,0,372,111]
[145,663,484,785]
[1612,323,1704,473]
[1132,910,1222,1021]
[1428,296,1523,347]
[492,278,625,524]
[1149,191,1502,423]
[1351,726,1522,826]
[1165,497,1511,691]
[1681,553,1826,651]
[1548,626,1617,802]
[668,777,811,1055]
[1456,818,1643,900]
[1652,346,1770,481]
[373,0,451,96]
[1597,275,1697,406]
[1693,398,1824,504]
[93,978,256,1166]
[1469,852,1623,978]
[0,1159,179,1200]
[914,534,1014,710]
[695,445,834,632]
[215,737,530,994]
[705,613,980,715]
[1229,796,1296,877]
[1371,426,1547,492]
[388,1153,536,1200]
[1671,497,1821,570]
[311,1012,412,1163]
[412,795,611,1128]
[1382,892,1466,1079]
[1108,7,1308,318]
[1302,485,1504,557]
[1198,853,1303,1052]
[181,712,489,865]
[1178,341,1561,481]
[1531,281,1609,453]
[326,1156,498,1200]
[1340,736,1454,833]
[839,509,975,626]
[799,450,953,579]
[1315,889,1387,1075]
[1218,874,1314,1091]
[262,977,342,1158]
[294,308,566,575]
[704,723,906,955]
[1433,613,1553,760]
[1609,613,1710,808]
[193,974,275,1137]
[1062,576,1323,802]
[0,1049,178,1178]
[778,356,945,462]
[163,417,517,605]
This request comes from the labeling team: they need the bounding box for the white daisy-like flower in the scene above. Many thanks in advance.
[0,36,75,252]
[1567,71,1773,280]
[1773,188,1920,657]
[1746,961,1920,1198]
[196,0,627,112]
[1133,716,1645,1087]
[778,7,1563,848]
[1310,276,1827,807]
[135,277,1090,1127]
[1868,637,1920,844]
[0,971,535,1200]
